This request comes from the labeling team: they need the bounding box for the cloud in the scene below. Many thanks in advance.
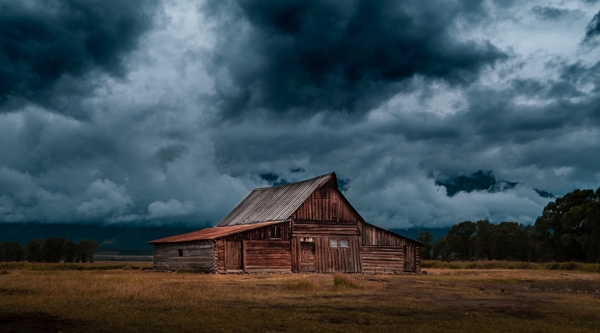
[532,6,581,21]
[0,0,158,117]
[77,179,135,219]
[147,199,195,219]
[203,0,506,119]
[2,0,600,229]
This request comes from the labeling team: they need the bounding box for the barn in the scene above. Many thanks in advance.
[149,172,423,273]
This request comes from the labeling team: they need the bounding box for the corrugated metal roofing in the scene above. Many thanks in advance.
[216,173,334,227]
[148,221,285,244]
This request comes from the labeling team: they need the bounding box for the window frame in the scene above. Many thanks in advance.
[270,225,281,239]
[329,239,338,247]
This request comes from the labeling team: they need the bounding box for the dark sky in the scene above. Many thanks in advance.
[1,0,600,228]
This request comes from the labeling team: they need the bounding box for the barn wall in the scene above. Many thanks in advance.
[244,240,291,272]
[361,222,422,273]
[292,178,362,223]
[215,222,292,273]
[361,246,404,273]
[153,240,215,272]
[224,222,291,241]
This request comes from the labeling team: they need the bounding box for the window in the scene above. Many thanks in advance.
[271,225,281,239]
[340,240,349,248]
[330,239,338,247]
[178,249,183,257]
[332,202,338,220]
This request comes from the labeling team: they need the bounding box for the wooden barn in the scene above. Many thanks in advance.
[149,172,423,274]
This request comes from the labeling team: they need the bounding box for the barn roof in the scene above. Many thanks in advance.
[148,221,286,244]
[216,172,335,227]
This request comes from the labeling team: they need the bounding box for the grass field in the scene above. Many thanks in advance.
[1,262,600,332]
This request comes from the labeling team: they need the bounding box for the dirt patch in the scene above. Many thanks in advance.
[0,312,77,333]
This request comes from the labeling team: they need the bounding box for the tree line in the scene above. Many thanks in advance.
[0,237,99,263]
[417,188,600,263]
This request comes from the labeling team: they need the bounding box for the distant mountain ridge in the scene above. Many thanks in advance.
[0,222,202,255]
[436,170,555,198]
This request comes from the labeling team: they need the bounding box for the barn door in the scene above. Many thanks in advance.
[225,240,243,271]
[300,242,315,272]
[404,245,416,272]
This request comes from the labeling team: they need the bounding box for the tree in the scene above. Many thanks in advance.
[474,220,493,260]
[446,221,477,260]
[42,237,67,263]
[25,238,45,262]
[0,242,4,261]
[416,232,434,260]
[2,242,25,262]
[78,239,98,263]
[559,200,600,262]
[535,189,598,261]
[63,240,79,263]
[432,236,450,261]
[489,222,523,260]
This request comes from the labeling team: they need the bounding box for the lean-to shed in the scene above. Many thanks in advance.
[149,172,423,273]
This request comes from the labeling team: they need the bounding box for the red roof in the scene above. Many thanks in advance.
[148,221,286,244]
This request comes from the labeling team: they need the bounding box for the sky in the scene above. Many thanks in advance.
[1,0,600,228]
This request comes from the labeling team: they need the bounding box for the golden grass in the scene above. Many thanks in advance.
[422,260,600,272]
[333,273,360,289]
[0,263,599,332]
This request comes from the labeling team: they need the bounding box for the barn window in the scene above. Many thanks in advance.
[271,226,281,239]
[178,249,183,257]
[330,239,338,247]
[340,240,349,248]
[332,202,338,220]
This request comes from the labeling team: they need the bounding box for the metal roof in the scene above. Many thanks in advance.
[148,221,286,244]
[216,172,335,227]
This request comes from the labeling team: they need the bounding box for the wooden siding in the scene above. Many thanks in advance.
[361,222,422,273]
[292,178,362,223]
[362,223,407,246]
[361,246,404,274]
[216,222,292,273]
[244,240,291,272]
[153,241,215,272]
[223,222,291,241]
[292,220,358,237]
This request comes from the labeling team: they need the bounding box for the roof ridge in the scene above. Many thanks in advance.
[252,172,334,190]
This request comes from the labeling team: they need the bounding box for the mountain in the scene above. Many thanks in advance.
[436,170,555,198]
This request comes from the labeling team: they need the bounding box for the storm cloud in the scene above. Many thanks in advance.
[204,0,506,118]
[0,0,158,117]
[1,0,600,228]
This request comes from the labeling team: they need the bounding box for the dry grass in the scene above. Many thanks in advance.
[0,262,599,332]
[333,273,360,289]
[422,260,600,272]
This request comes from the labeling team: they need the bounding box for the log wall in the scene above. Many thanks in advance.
[244,240,291,272]
[153,241,215,272]
[361,246,404,273]
[361,222,422,273]
[215,222,292,273]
